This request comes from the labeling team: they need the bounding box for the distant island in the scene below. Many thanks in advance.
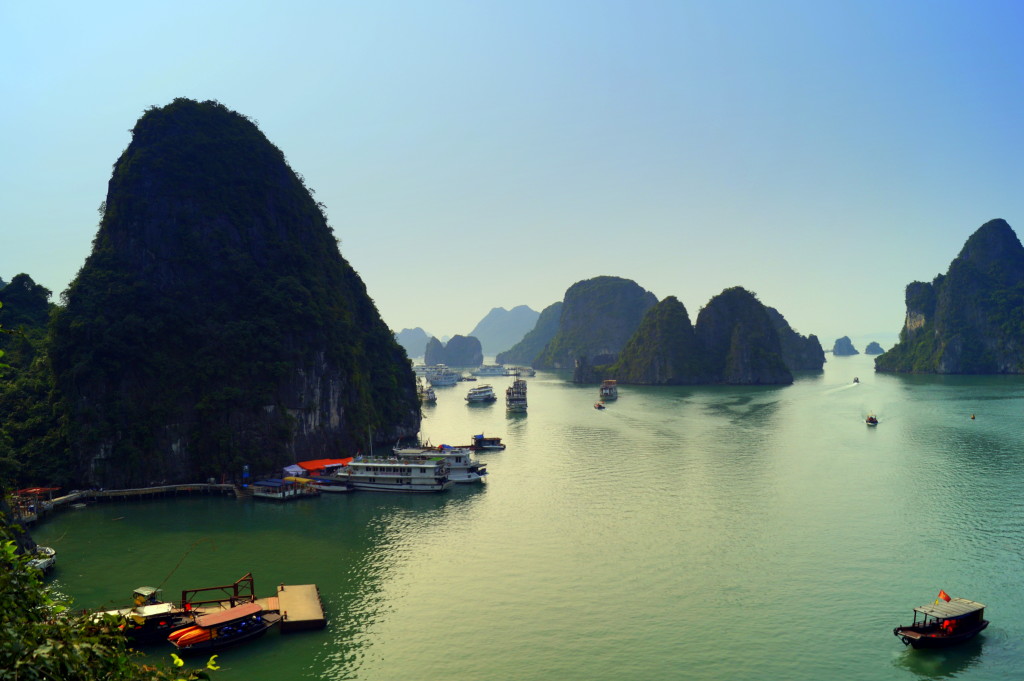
[832,336,859,356]
[579,287,822,385]
[876,218,1024,374]
[424,334,483,366]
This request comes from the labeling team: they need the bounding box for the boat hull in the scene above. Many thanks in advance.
[893,621,988,649]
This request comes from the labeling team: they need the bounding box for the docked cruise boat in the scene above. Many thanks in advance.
[470,433,506,450]
[394,444,487,483]
[466,384,497,403]
[507,366,536,377]
[599,379,618,400]
[418,382,437,404]
[346,455,453,492]
[473,364,506,376]
[506,378,528,412]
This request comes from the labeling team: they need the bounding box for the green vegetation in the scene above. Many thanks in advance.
[0,514,213,681]
[605,296,704,384]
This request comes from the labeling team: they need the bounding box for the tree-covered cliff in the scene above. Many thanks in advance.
[694,287,793,385]
[876,218,1024,373]
[46,98,419,487]
[586,288,796,385]
[496,301,562,366]
[601,296,706,384]
[535,276,657,370]
[765,307,825,371]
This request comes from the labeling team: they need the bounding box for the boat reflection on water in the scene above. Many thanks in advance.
[892,636,984,678]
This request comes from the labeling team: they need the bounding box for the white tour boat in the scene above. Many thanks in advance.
[345,456,453,492]
[507,366,536,377]
[427,365,462,386]
[394,444,487,483]
[466,384,497,403]
[473,364,506,376]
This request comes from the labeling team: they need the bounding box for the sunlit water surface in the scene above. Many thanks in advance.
[32,356,1024,680]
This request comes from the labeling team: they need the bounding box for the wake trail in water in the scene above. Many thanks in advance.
[823,383,860,395]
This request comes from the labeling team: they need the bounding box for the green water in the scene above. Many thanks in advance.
[31,355,1024,680]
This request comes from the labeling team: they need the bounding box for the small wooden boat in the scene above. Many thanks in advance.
[170,602,280,654]
[866,414,878,426]
[893,596,988,649]
[470,434,506,451]
[594,402,605,410]
[28,546,56,574]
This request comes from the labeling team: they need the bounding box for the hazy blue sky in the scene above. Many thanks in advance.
[4,1,1024,347]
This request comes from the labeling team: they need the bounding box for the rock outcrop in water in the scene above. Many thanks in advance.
[424,334,483,366]
[832,336,859,356]
[535,276,657,370]
[48,98,419,487]
[876,218,1024,374]
[496,301,562,367]
[864,341,884,355]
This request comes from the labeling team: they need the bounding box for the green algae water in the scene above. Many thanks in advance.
[31,355,1024,680]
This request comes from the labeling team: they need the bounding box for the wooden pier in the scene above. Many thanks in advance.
[276,583,326,632]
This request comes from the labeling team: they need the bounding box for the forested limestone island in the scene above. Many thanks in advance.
[876,218,1024,374]
[1,98,420,490]
[580,287,821,385]
[832,336,859,356]
[424,334,483,366]
[535,276,658,370]
[495,301,562,366]
[864,341,884,355]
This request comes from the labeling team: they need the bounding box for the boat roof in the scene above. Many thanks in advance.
[914,598,986,618]
[296,457,353,470]
[195,602,262,627]
[135,602,176,617]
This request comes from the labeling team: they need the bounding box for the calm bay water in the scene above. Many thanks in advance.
[31,355,1024,680]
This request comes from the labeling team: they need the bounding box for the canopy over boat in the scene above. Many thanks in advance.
[195,602,262,628]
[914,598,985,619]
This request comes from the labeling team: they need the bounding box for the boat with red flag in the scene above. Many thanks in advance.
[893,591,988,649]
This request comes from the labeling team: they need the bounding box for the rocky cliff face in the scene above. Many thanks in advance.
[765,307,825,371]
[468,305,539,356]
[596,296,705,384]
[49,99,419,487]
[496,302,562,366]
[424,335,483,366]
[535,276,657,370]
[694,287,793,385]
[876,218,1024,373]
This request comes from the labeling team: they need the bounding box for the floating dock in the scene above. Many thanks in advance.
[276,583,326,632]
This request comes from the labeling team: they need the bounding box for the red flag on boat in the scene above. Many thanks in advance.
[938,590,951,602]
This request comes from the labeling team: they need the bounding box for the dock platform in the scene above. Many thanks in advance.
[276,583,326,632]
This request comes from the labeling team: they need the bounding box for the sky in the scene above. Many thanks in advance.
[4,1,1024,347]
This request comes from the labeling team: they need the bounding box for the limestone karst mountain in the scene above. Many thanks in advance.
[49,98,419,486]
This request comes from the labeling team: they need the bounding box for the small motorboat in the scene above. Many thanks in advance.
[893,594,988,649]
[27,546,56,574]
[866,414,878,426]
[594,402,605,410]
[95,586,195,646]
[853,377,859,383]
